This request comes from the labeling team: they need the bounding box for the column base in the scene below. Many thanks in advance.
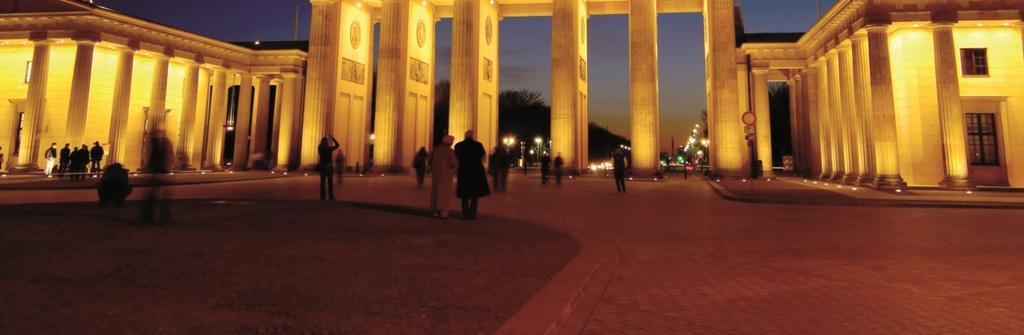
[857,174,877,187]
[842,173,860,185]
[940,177,975,190]
[830,171,845,182]
[872,175,907,190]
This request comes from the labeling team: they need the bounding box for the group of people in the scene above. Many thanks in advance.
[43,142,105,180]
[538,153,566,186]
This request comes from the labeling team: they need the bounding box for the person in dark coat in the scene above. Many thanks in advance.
[413,147,429,189]
[454,131,489,220]
[89,141,104,173]
[58,143,71,179]
[540,155,551,185]
[70,145,89,181]
[554,153,565,186]
[488,147,510,192]
[141,130,174,224]
[612,148,628,193]
[97,163,132,207]
[317,136,340,201]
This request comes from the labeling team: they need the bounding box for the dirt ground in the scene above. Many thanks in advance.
[0,200,580,335]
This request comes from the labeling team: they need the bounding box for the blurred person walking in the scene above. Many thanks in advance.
[540,154,551,185]
[454,131,489,220]
[58,143,71,178]
[489,147,510,192]
[613,149,628,193]
[554,153,564,186]
[141,129,174,224]
[430,136,458,218]
[413,147,428,189]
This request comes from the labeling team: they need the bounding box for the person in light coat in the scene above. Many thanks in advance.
[429,135,458,218]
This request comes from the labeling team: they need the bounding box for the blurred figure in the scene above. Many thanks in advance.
[58,143,71,179]
[489,147,510,192]
[97,163,132,208]
[70,145,89,181]
[429,136,458,218]
[335,149,346,186]
[413,147,428,189]
[613,149,628,193]
[317,136,340,201]
[540,154,551,185]
[90,141,104,173]
[454,131,489,220]
[0,145,4,172]
[554,153,564,186]
[43,143,57,177]
[141,129,174,224]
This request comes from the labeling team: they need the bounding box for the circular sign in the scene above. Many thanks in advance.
[350,21,361,49]
[416,20,427,48]
[741,112,756,125]
[485,17,493,46]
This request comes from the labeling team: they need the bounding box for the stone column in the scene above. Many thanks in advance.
[851,33,877,185]
[866,25,906,189]
[231,72,254,169]
[629,0,660,177]
[552,0,587,173]
[248,75,272,169]
[64,39,96,146]
[373,0,405,171]
[205,68,229,168]
[789,74,802,174]
[450,0,499,152]
[140,52,170,170]
[751,68,772,177]
[274,74,298,170]
[107,47,135,165]
[301,0,341,169]
[826,50,845,181]
[705,0,743,177]
[17,38,51,169]
[804,67,822,178]
[818,58,835,180]
[176,60,201,169]
[931,23,973,189]
[837,43,861,184]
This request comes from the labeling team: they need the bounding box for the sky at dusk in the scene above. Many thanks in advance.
[96,0,837,150]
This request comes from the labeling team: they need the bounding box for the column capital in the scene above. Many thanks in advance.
[70,31,101,43]
[864,24,891,32]
[930,21,957,29]
[850,31,868,42]
[836,40,853,51]
[751,67,771,75]
[310,0,338,5]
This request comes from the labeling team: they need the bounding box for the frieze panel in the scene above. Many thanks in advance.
[483,57,493,82]
[409,58,430,84]
[341,58,366,84]
[579,57,587,82]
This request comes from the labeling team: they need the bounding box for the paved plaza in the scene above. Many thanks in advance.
[2,174,1023,334]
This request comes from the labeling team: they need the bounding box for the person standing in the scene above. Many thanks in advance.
[613,148,628,193]
[413,147,428,189]
[43,143,57,177]
[335,149,346,186]
[90,141,104,173]
[317,136,340,201]
[141,130,174,224]
[0,146,5,172]
[454,131,489,220]
[489,147,510,192]
[429,136,458,218]
[554,153,565,186]
[58,143,71,178]
[540,154,551,185]
[72,144,90,181]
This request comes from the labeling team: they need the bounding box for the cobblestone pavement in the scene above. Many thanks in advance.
[2,174,1023,334]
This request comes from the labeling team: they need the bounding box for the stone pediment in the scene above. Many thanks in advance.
[0,0,93,14]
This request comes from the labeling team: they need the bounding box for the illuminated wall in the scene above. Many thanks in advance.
[0,41,32,165]
[82,46,118,149]
[888,26,944,186]
[402,0,436,163]
[334,0,373,170]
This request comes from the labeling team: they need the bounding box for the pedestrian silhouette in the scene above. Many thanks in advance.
[413,147,428,189]
[97,163,132,207]
[58,143,71,179]
[317,136,340,201]
[90,141,104,173]
[70,145,89,181]
[43,143,57,177]
[0,146,5,172]
[613,148,628,193]
[430,136,458,218]
[141,129,174,224]
[554,153,564,186]
[540,155,551,185]
[489,146,510,192]
[454,131,489,220]
[335,149,346,186]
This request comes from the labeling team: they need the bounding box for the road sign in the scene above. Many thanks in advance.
[742,112,756,125]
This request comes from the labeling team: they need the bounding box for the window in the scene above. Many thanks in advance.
[13,112,24,155]
[24,61,32,83]
[966,113,999,166]
[961,49,989,76]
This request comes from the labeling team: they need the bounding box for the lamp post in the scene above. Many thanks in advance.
[534,137,543,164]
[520,141,527,174]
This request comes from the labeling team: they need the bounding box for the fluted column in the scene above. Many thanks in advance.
[107,47,135,165]
[826,50,845,181]
[176,60,201,169]
[274,74,298,169]
[789,74,802,174]
[629,0,660,176]
[804,67,822,178]
[231,72,254,169]
[205,68,229,168]
[751,68,772,177]
[247,75,272,169]
[705,0,742,177]
[866,25,906,189]
[552,0,587,173]
[816,60,832,179]
[837,43,861,184]
[17,38,51,169]
[139,52,170,170]
[301,0,340,169]
[931,23,973,189]
[373,0,404,170]
[64,39,96,146]
[851,33,876,185]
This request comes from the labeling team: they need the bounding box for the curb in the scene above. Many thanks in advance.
[706,180,1024,210]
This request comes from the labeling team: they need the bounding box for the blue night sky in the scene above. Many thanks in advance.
[96,0,837,148]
